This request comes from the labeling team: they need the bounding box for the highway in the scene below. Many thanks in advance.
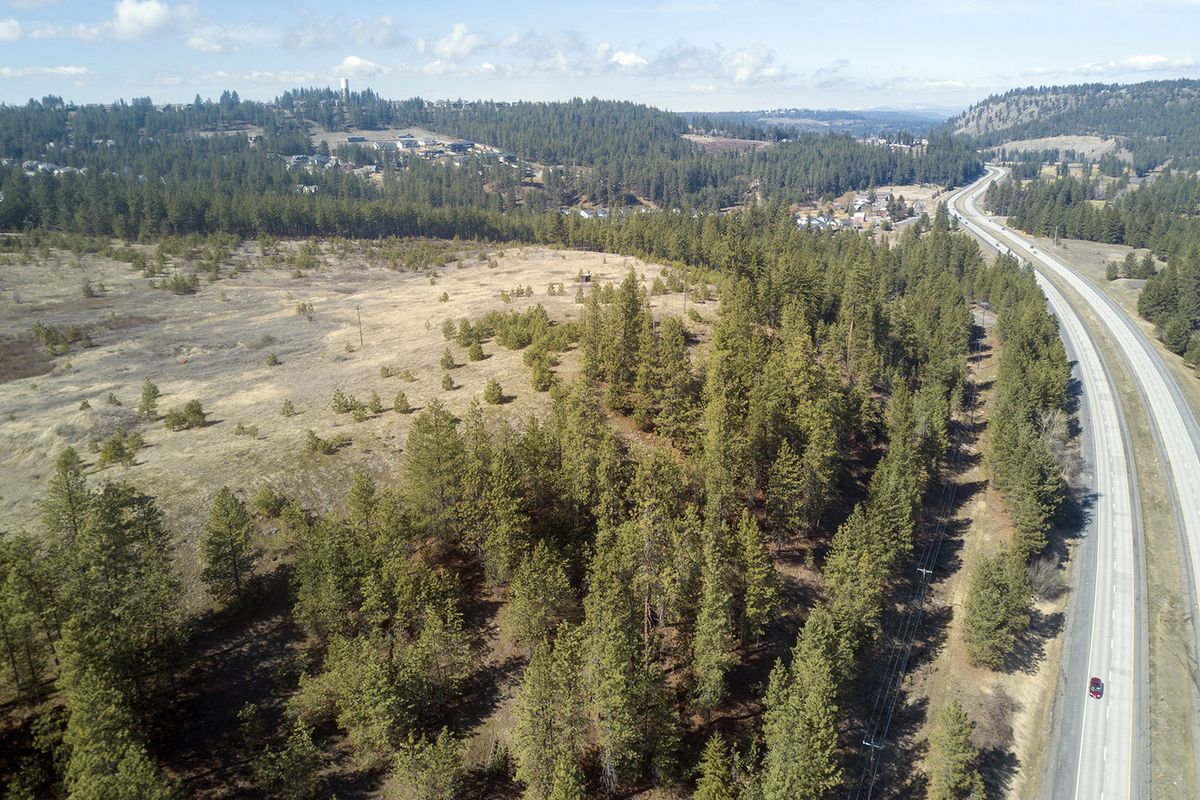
[946,170,1142,800]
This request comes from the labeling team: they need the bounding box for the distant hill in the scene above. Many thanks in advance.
[685,108,948,139]
[948,79,1200,172]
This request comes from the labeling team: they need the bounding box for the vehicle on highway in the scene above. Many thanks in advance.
[1089,677,1104,699]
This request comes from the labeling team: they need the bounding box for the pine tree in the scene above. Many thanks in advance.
[482,440,529,585]
[765,440,806,541]
[692,518,735,714]
[695,733,736,800]
[507,542,573,646]
[761,606,842,800]
[963,550,1031,669]
[737,510,779,642]
[513,625,588,799]
[402,399,465,543]
[137,379,160,419]
[41,447,89,550]
[585,532,643,790]
[60,666,177,800]
[199,486,257,604]
[926,700,986,800]
[548,752,587,800]
[513,639,559,798]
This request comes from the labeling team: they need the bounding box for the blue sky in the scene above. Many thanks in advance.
[1,0,1199,112]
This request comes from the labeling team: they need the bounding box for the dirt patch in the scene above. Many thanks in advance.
[0,338,53,383]
[682,134,773,154]
[999,136,1128,162]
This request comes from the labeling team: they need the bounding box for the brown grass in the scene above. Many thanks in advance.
[0,242,686,604]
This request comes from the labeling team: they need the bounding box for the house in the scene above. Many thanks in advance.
[446,141,472,154]
[346,135,366,143]
[373,141,399,152]
[400,139,419,149]
[498,152,519,164]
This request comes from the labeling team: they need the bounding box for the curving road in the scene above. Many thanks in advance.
[946,169,1143,800]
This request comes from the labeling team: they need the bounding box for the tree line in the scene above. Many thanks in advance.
[984,172,1200,368]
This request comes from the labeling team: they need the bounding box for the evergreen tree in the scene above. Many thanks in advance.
[963,550,1031,669]
[926,700,986,800]
[736,510,779,642]
[692,519,735,714]
[765,440,806,541]
[403,400,465,543]
[199,486,257,604]
[694,733,736,800]
[761,606,842,800]
[60,666,177,800]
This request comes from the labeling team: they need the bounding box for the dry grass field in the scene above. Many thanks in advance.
[0,241,691,599]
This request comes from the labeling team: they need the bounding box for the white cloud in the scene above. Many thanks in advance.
[110,0,173,41]
[720,45,783,83]
[433,23,483,61]
[351,15,405,48]
[31,0,183,42]
[30,22,99,40]
[333,54,390,79]
[0,17,18,40]
[0,65,90,79]
[184,24,254,54]
[1121,53,1196,69]
[610,50,647,68]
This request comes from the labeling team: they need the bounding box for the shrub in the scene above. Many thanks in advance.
[367,391,383,414]
[266,352,280,366]
[467,341,485,362]
[393,391,411,413]
[330,388,361,414]
[439,291,450,303]
[441,371,455,391]
[234,423,259,438]
[305,430,348,455]
[79,399,91,411]
[165,399,207,430]
[351,406,369,423]
[295,301,314,320]
[531,361,554,392]
[164,271,199,295]
[104,391,121,407]
[96,429,143,469]
[440,349,456,370]
[281,398,296,417]
[252,485,286,518]
[442,319,455,341]
[483,379,503,405]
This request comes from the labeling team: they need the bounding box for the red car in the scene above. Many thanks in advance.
[1089,677,1104,699]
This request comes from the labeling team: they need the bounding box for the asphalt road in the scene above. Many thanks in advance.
[947,170,1142,800]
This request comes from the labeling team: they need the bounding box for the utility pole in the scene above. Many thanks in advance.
[355,305,363,349]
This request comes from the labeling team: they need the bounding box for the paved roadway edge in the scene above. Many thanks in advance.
[946,173,1148,800]
[962,165,1200,799]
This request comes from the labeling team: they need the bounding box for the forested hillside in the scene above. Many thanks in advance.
[0,151,1071,798]
[984,171,1200,367]
[950,79,1200,173]
[0,92,980,222]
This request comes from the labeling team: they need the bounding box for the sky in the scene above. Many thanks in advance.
[1,0,1199,113]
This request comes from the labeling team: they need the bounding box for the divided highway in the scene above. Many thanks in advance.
[946,171,1142,800]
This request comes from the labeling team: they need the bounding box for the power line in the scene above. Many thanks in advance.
[845,305,985,800]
